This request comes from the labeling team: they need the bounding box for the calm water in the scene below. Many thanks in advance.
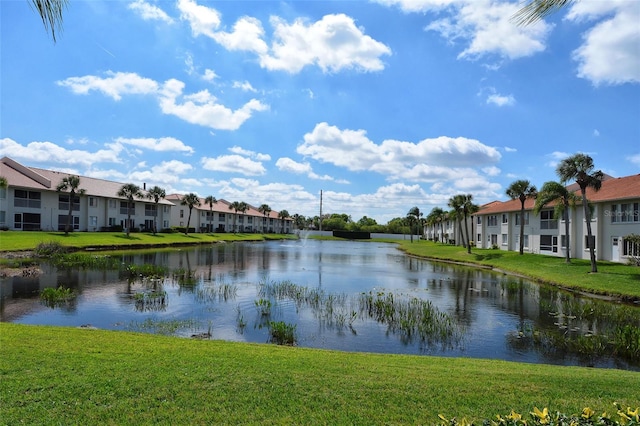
[2,239,638,370]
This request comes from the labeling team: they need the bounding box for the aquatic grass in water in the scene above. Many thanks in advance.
[195,283,238,303]
[269,321,297,345]
[126,317,198,335]
[40,286,76,308]
[133,290,168,312]
[122,263,168,280]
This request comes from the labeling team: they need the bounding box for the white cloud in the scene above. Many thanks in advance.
[57,71,159,101]
[115,137,194,154]
[232,80,258,92]
[567,1,640,85]
[423,0,551,61]
[627,153,640,166]
[545,151,572,167]
[158,79,269,130]
[593,129,600,137]
[504,146,517,152]
[203,69,218,81]
[201,154,266,176]
[177,0,221,38]
[228,146,271,161]
[276,157,312,174]
[129,160,194,185]
[177,0,391,73]
[482,166,500,176]
[128,0,174,24]
[261,14,391,73]
[0,137,122,167]
[298,122,501,179]
[487,93,515,106]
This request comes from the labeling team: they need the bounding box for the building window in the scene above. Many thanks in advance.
[89,197,98,207]
[501,234,508,245]
[15,213,41,230]
[540,235,558,252]
[476,216,482,225]
[515,212,529,226]
[515,234,529,249]
[561,235,568,249]
[108,217,116,226]
[58,215,79,231]
[487,215,498,227]
[540,210,558,230]
[585,235,596,250]
[501,214,508,224]
[145,204,157,217]
[0,211,5,225]
[490,234,497,246]
[477,234,481,244]
[108,199,117,209]
[219,213,225,221]
[0,187,6,199]
[14,190,41,208]
[247,216,253,223]
[610,202,639,223]
[120,201,135,215]
[58,194,80,212]
[89,216,98,227]
[180,209,184,218]
[623,238,640,257]
[163,220,169,228]
[163,205,169,213]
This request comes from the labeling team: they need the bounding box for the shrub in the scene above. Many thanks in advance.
[34,241,66,258]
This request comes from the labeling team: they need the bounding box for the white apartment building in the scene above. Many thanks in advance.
[0,157,292,234]
[473,174,640,263]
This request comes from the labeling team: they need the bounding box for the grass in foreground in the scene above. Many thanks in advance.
[1,323,638,424]
[398,240,640,300]
[0,230,297,252]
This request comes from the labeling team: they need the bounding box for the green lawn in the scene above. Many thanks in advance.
[0,230,297,252]
[398,240,640,300]
[1,323,638,425]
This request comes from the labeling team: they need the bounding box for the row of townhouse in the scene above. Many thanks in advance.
[0,157,292,234]
[473,174,640,263]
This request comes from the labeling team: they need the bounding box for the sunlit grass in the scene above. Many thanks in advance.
[1,323,638,424]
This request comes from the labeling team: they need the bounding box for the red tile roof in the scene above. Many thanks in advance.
[475,174,640,215]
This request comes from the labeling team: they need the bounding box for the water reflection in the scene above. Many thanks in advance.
[1,240,638,370]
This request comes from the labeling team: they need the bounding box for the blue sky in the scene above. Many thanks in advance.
[1,0,639,223]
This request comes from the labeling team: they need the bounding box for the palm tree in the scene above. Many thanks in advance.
[30,0,68,42]
[406,206,422,243]
[56,175,85,235]
[461,194,479,254]
[181,193,201,235]
[557,153,603,273]
[506,180,537,255]
[513,0,571,26]
[448,195,467,247]
[0,176,7,189]
[534,181,578,263]
[278,210,290,234]
[146,186,166,235]
[258,204,272,233]
[228,201,246,233]
[204,196,217,233]
[117,183,144,236]
[237,202,248,232]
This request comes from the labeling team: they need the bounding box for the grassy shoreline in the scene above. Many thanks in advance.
[1,323,639,424]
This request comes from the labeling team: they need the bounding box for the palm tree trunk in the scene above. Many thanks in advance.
[582,188,597,272]
[66,202,72,235]
[563,201,571,263]
[519,205,525,255]
[185,210,192,235]
[153,207,158,235]
[463,215,471,254]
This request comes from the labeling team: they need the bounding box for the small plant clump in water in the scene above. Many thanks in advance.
[123,263,168,281]
[255,298,272,316]
[134,290,168,312]
[34,241,67,258]
[269,321,296,345]
[40,286,76,308]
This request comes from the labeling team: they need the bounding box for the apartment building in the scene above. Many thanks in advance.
[0,157,292,234]
[473,174,640,263]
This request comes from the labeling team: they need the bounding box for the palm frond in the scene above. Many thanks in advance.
[30,0,69,43]
[512,0,572,26]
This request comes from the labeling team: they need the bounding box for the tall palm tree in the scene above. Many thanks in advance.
[228,201,246,233]
[512,0,571,26]
[258,204,271,233]
[278,210,290,234]
[461,194,479,254]
[30,0,69,42]
[204,195,217,233]
[534,181,578,263]
[557,153,603,273]
[181,193,201,235]
[56,175,85,235]
[237,202,248,232]
[146,186,166,235]
[448,195,467,247]
[506,180,537,255]
[117,183,144,236]
[406,206,422,243]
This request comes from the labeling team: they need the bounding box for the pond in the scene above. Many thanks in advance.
[1,239,639,370]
